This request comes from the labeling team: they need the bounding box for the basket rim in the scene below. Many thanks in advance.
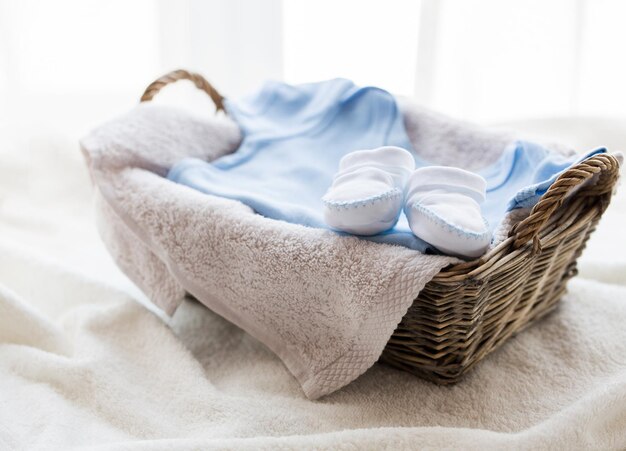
[436,152,620,279]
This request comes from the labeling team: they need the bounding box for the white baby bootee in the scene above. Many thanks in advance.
[404,166,492,258]
[322,146,415,235]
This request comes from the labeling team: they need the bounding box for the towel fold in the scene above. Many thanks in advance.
[81,98,584,398]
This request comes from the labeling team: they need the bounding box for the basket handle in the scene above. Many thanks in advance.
[509,153,620,252]
[140,69,226,112]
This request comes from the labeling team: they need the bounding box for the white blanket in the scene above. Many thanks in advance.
[1,121,625,450]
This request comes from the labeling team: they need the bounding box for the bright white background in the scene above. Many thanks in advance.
[1,0,625,142]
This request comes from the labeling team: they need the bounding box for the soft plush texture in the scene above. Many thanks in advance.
[1,111,626,449]
[81,102,468,400]
[79,98,615,399]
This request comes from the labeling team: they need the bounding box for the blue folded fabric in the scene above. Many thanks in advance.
[167,79,606,252]
[480,141,606,231]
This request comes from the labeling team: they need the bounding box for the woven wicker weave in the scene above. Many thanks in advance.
[141,70,621,385]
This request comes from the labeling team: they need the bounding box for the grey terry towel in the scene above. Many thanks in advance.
[80,99,566,399]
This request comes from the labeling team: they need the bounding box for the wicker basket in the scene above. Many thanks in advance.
[142,69,621,385]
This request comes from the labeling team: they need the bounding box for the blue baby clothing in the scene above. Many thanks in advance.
[168,78,434,251]
[480,141,606,230]
[167,79,606,252]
